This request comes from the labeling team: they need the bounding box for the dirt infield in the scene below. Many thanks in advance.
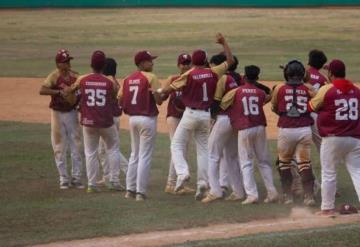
[0,78,279,139]
[34,208,360,247]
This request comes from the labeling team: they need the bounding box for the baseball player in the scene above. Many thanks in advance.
[67,50,122,193]
[271,60,316,206]
[164,53,195,195]
[39,49,84,190]
[97,58,129,190]
[202,53,245,203]
[219,65,278,204]
[156,33,235,201]
[309,59,360,216]
[119,50,163,201]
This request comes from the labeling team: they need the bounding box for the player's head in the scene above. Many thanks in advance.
[244,65,260,83]
[327,59,346,79]
[103,58,117,77]
[135,50,157,72]
[91,50,106,73]
[308,49,327,70]
[209,53,226,67]
[55,49,73,72]
[192,49,208,67]
[177,53,192,73]
[284,60,305,84]
[228,55,239,72]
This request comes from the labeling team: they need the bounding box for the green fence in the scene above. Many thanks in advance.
[1,0,360,8]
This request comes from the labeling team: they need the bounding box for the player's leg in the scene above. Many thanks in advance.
[344,138,360,203]
[254,126,278,203]
[83,126,101,192]
[126,116,140,197]
[136,116,157,200]
[114,116,129,176]
[277,128,297,203]
[51,110,70,189]
[311,113,322,152]
[295,127,315,206]
[97,138,110,185]
[238,127,259,204]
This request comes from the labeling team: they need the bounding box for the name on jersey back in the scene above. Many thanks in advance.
[85,81,107,87]
[192,73,213,80]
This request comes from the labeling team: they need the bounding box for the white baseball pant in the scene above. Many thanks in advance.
[238,126,277,199]
[208,115,244,197]
[51,109,83,184]
[321,136,360,210]
[126,116,157,195]
[98,117,128,182]
[219,158,231,189]
[83,124,121,187]
[172,107,209,189]
[311,112,322,152]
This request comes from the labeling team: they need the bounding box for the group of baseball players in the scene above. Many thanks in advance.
[40,33,360,215]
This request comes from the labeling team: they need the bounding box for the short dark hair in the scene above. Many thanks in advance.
[245,65,260,81]
[209,54,226,66]
[103,58,117,76]
[228,55,239,72]
[308,49,327,69]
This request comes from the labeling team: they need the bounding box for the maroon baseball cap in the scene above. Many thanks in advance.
[177,53,192,65]
[192,49,207,66]
[91,50,106,70]
[325,59,346,76]
[55,49,73,63]
[134,50,157,66]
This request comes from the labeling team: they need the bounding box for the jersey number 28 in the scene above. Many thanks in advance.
[335,98,358,120]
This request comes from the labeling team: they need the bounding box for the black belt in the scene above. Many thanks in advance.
[190,107,210,112]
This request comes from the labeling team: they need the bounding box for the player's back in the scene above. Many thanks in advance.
[316,83,360,138]
[79,73,114,128]
[217,74,239,115]
[308,67,327,91]
[229,83,266,130]
[181,68,219,110]
[122,71,158,117]
[275,83,313,128]
[167,75,184,118]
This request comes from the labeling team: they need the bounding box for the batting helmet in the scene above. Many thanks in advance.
[284,60,305,83]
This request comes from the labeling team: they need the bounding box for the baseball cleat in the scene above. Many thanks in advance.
[175,175,190,192]
[135,193,147,202]
[176,186,196,195]
[221,186,231,198]
[264,192,279,203]
[201,193,222,203]
[60,182,69,190]
[195,186,208,201]
[282,193,294,205]
[108,182,125,191]
[96,178,109,186]
[164,184,176,194]
[86,185,100,193]
[315,209,337,217]
[70,180,85,189]
[125,190,136,199]
[241,196,259,205]
[225,192,245,201]
[303,193,316,207]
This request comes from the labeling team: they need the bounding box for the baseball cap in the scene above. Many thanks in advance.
[177,53,192,65]
[325,59,346,77]
[134,50,157,66]
[192,49,208,66]
[91,50,106,71]
[55,49,73,63]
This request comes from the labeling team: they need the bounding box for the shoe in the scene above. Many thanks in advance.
[176,186,196,195]
[303,193,316,207]
[60,182,69,190]
[125,190,136,199]
[108,182,125,191]
[221,186,231,198]
[241,196,258,205]
[175,175,190,192]
[86,185,100,193]
[164,184,176,194]
[135,193,147,202]
[96,178,108,186]
[195,186,208,201]
[316,209,337,217]
[264,192,279,203]
[283,193,294,205]
[201,193,222,203]
[225,192,245,201]
[70,179,85,189]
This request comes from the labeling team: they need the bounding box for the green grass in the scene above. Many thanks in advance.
[1,8,360,80]
[170,223,360,247]
[0,121,360,246]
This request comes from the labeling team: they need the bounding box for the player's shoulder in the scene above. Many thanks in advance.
[47,69,60,79]
[77,73,92,81]
[273,82,286,91]
[140,71,158,81]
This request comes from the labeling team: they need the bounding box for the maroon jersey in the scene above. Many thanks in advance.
[167,75,184,118]
[122,71,159,116]
[181,68,219,110]
[312,82,360,138]
[308,67,327,91]
[218,74,239,115]
[79,73,115,128]
[228,83,267,130]
[46,71,78,112]
[274,83,313,128]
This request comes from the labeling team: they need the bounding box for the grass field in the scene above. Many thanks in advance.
[1,121,360,246]
[1,8,360,80]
